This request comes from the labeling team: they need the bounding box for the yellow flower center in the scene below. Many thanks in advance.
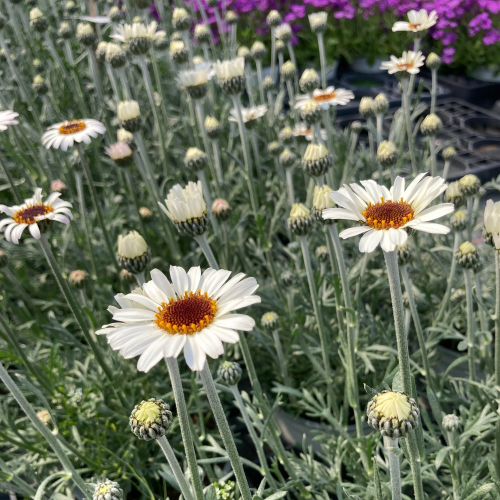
[373,392,412,420]
[58,120,86,135]
[13,204,52,224]
[408,23,421,29]
[396,62,415,71]
[96,485,111,495]
[363,197,414,230]
[134,401,161,424]
[313,90,336,102]
[155,291,217,335]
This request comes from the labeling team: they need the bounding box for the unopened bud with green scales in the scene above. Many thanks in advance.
[359,97,375,118]
[93,479,123,500]
[421,113,442,136]
[288,203,312,235]
[350,120,363,133]
[129,398,172,440]
[278,126,294,145]
[32,75,48,95]
[205,116,221,139]
[372,93,389,115]
[117,231,150,274]
[302,143,332,178]
[172,7,191,31]
[459,174,481,197]
[33,59,44,72]
[58,22,72,39]
[444,181,464,207]
[261,311,279,330]
[442,146,456,162]
[194,24,211,44]
[451,288,465,303]
[300,68,320,93]
[442,414,461,433]
[217,361,242,386]
[309,11,327,33]
[30,8,48,32]
[118,101,141,133]
[279,148,296,168]
[184,147,208,171]
[108,6,123,23]
[455,241,480,269]
[170,40,189,64]
[367,390,420,438]
[450,210,468,232]
[225,10,239,24]
[266,10,282,27]
[212,199,231,221]
[300,99,322,125]
[106,139,133,166]
[213,58,246,95]
[397,241,412,266]
[263,76,275,91]
[275,23,292,43]
[214,480,236,500]
[236,46,251,62]
[76,23,96,47]
[312,184,334,223]
[280,270,293,286]
[250,41,266,61]
[0,250,8,268]
[377,141,398,167]
[95,41,108,63]
[65,0,77,13]
[267,141,282,157]
[275,39,286,54]
[281,61,296,81]
[315,245,328,263]
[68,270,89,289]
[426,52,441,71]
[105,43,127,69]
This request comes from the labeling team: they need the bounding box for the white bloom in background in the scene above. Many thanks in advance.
[293,122,327,141]
[313,185,335,211]
[117,101,140,122]
[177,69,210,88]
[118,231,148,259]
[308,12,327,32]
[295,86,354,110]
[274,23,292,41]
[41,119,105,151]
[229,105,268,124]
[323,173,454,253]
[213,57,245,80]
[0,188,72,243]
[392,9,438,33]
[111,21,165,43]
[484,200,500,249]
[159,181,206,223]
[97,266,260,371]
[380,51,425,75]
[0,111,19,131]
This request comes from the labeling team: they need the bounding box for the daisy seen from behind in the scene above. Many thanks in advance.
[0,188,72,243]
[322,173,454,253]
[97,265,260,371]
[392,9,438,33]
[41,119,106,151]
[0,111,19,131]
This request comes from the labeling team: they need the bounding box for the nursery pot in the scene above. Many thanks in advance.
[350,57,385,74]
[471,66,500,83]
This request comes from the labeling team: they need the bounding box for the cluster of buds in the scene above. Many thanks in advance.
[129,398,172,440]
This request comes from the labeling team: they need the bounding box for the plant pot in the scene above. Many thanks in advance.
[350,57,385,74]
[471,66,500,83]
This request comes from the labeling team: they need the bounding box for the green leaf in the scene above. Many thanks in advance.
[434,446,451,470]
[265,492,287,500]
[464,483,496,500]
[204,484,217,500]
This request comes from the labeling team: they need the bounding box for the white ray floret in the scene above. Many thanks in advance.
[392,9,438,33]
[295,86,354,110]
[380,51,425,75]
[0,111,19,131]
[41,119,106,151]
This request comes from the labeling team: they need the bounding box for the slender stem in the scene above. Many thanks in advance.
[474,272,488,335]
[442,160,450,179]
[495,252,500,386]
[200,363,252,500]
[194,234,218,269]
[165,358,204,500]
[270,27,276,83]
[86,47,104,106]
[118,68,133,99]
[431,69,437,114]
[317,33,327,89]
[0,362,92,498]
[376,114,383,147]
[156,436,196,500]
[285,168,295,206]
[341,131,358,188]
[286,42,299,92]
[211,139,224,186]
[272,330,291,387]
[401,79,418,176]
[408,38,421,97]
[286,80,298,123]
[429,139,437,177]
[436,232,460,323]
[384,437,402,500]
[256,60,265,103]
[464,269,476,381]
[0,152,21,203]
[467,197,473,241]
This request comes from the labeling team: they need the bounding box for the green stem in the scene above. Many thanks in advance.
[165,358,204,500]
[156,436,196,500]
[0,362,92,498]
[430,69,437,114]
[194,234,219,269]
[436,233,460,323]
[285,168,295,206]
[200,363,252,500]
[317,32,327,89]
[429,139,437,177]
[464,268,476,381]
[495,251,500,386]
[384,437,402,500]
[0,152,21,203]
[401,79,418,176]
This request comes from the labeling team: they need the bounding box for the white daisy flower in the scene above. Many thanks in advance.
[295,86,354,110]
[380,51,425,76]
[229,105,268,124]
[111,21,165,44]
[484,200,500,249]
[0,110,19,131]
[323,173,454,253]
[274,23,292,40]
[392,9,438,33]
[159,181,206,223]
[213,57,245,80]
[97,266,261,371]
[0,188,72,243]
[177,69,210,88]
[293,122,327,141]
[41,119,106,151]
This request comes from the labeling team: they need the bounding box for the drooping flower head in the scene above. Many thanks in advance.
[97,265,260,371]
[42,119,105,151]
[392,9,438,34]
[380,51,425,76]
[0,188,72,243]
[323,174,454,253]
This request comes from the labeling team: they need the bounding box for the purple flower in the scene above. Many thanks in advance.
[442,47,455,64]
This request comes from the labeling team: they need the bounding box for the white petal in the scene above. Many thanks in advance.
[203,269,232,296]
[208,325,240,343]
[358,229,383,253]
[380,231,397,252]
[143,280,169,304]
[339,226,372,239]
[388,228,407,247]
[323,208,361,221]
[194,329,224,358]
[163,335,187,357]
[411,222,450,234]
[187,266,202,292]
[212,314,255,331]
[120,331,166,358]
[112,308,156,322]
[28,223,41,239]
[183,336,207,371]
[170,266,189,296]
[150,269,176,299]
[124,293,160,311]
[137,336,168,372]
[415,203,454,222]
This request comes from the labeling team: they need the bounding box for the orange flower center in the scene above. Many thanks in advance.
[313,91,336,102]
[363,197,414,230]
[408,23,421,29]
[155,291,217,335]
[58,120,86,135]
[397,62,415,71]
[13,204,52,224]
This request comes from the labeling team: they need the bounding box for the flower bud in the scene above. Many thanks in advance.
[451,288,465,303]
[194,24,211,44]
[279,148,296,168]
[459,174,480,197]
[237,46,250,62]
[280,270,293,286]
[261,311,279,330]
[225,11,238,25]
[278,126,294,145]
[315,245,328,262]
[250,41,266,61]
[37,409,51,424]
[373,93,389,115]
[32,74,48,95]
[377,141,398,167]
[350,120,363,133]
[312,185,334,223]
[450,210,467,232]
[130,398,172,440]
[455,241,480,269]
[106,43,127,68]
[217,361,242,386]
[106,142,133,167]
[204,116,221,139]
[420,113,442,136]
[263,76,275,91]
[426,52,441,71]
[118,101,141,133]
[170,40,189,64]
[69,270,89,289]
[275,23,292,43]
[117,231,150,274]
[299,68,320,93]
[93,479,123,500]
[442,414,461,433]
[267,141,282,156]
[359,97,375,118]
[184,147,208,171]
[309,12,327,33]
[275,40,286,54]
[58,21,72,39]
[95,41,108,63]
[266,10,282,27]
[212,198,231,221]
[280,61,296,81]
[172,7,191,31]
[76,23,96,46]
[108,6,123,23]
[288,203,312,235]
[397,242,412,266]
[30,8,48,32]
[302,143,332,178]
[443,181,464,207]
[300,99,322,125]
[442,146,456,162]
